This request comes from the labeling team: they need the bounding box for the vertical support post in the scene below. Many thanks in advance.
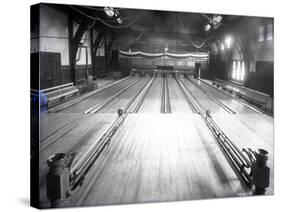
[85,46,89,79]
[90,28,95,78]
[106,33,116,74]
[68,17,75,85]
[104,34,109,75]
[90,31,104,78]
[68,18,88,85]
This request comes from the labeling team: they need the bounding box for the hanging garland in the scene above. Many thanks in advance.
[165,52,208,58]
[119,50,208,59]
[119,50,164,57]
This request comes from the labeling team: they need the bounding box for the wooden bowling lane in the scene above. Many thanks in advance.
[138,77,163,113]
[167,77,194,113]
[181,78,228,114]
[190,78,256,114]
[68,114,249,207]
[61,77,136,114]
[39,112,117,207]
[212,113,274,194]
[98,77,151,113]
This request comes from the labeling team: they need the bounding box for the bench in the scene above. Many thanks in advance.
[212,78,273,113]
[41,83,79,109]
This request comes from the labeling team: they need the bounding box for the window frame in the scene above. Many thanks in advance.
[267,23,273,41]
[258,25,265,42]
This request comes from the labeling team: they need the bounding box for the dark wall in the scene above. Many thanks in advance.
[31,53,39,90]
[60,56,110,82]
[31,52,62,89]
[246,62,273,96]
[118,57,208,75]
[114,31,209,53]
[33,54,109,90]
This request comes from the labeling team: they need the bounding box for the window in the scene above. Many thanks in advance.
[232,60,245,81]
[259,26,264,42]
[236,61,240,80]
[241,62,245,81]
[267,23,273,40]
[232,61,236,79]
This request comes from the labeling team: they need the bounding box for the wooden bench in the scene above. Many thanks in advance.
[41,83,79,108]
[212,78,273,113]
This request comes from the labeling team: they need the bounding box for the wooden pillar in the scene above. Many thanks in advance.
[104,33,116,75]
[90,30,104,78]
[104,34,109,74]
[68,18,89,85]
[68,17,75,84]
[90,28,95,78]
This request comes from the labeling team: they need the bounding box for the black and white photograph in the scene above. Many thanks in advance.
[29,1,274,209]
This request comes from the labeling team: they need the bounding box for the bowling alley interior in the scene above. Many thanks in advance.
[30,3,274,209]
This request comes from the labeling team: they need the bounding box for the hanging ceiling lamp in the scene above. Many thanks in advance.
[104,7,115,17]
[203,14,223,31]
[204,23,211,32]
[212,15,223,29]
[117,17,123,24]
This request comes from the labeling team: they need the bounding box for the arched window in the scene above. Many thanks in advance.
[232,60,245,81]
[267,23,273,41]
[241,62,245,81]
[259,26,265,42]
[232,61,236,79]
[236,61,240,80]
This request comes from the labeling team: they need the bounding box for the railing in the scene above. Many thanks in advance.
[213,78,273,113]
[176,76,270,192]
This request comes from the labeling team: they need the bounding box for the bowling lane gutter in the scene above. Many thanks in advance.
[165,75,171,113]
[197,78,263,114]
[174,77,199,113]
[84,77,141,114]
[161,75,165,113]
[175,76,255,187]
[161,74,171,113]
[133,76,156,113]
[185,77,236,114]
[65,77,155,193]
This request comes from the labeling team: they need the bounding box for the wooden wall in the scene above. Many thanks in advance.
[31,52,62,89]
[246,61,273,96]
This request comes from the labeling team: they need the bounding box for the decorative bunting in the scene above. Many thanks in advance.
[119,50,208,59]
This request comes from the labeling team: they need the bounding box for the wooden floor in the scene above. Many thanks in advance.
[39,112,117,207]
[213,113,274,194]
[190,78,256,114]
[99,78,150,113]
[61,78,135,113]
[39,76,274,208]
[68,114,255,207]
[168,77,194,113]
[138,77,163,113]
